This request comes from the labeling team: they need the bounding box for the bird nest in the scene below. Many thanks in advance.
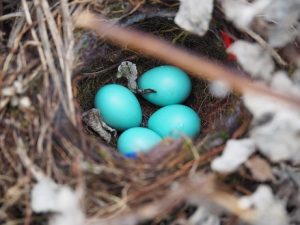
[69,8,249,218]
[0,1,251,224]
[75,15,244,147]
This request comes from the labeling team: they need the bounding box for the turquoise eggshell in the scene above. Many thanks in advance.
[94,84,142,131]
[148,104,201,139]
[117,127,162,158]
[138,65,192,106]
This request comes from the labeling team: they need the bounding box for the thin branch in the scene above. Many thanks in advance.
[0,12,24,22]
[33,0,69,115]
[243,27,287,66]
[21,0,47,71]
[40,0,65,72]
[61,0,76,125]
[86,175,255,225]
[14,133,45,181]
[7,7,26,49]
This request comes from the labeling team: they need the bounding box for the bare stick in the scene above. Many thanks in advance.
[61,0,76,125]
[21,0,47,71]
[243,27,287,66]
[14,133,45,181]
[0,12,24,22]
[33,0,69,115]
[87,175,255,225]
[40,0,65,72]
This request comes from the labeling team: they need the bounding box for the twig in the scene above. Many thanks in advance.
[243,27,287,66]
[128,146,224,202]
[37,0,76,124]
[33,0,69,119]
[119,7,176,27]
[7,7,26,49]
[40,0,65,72]
[21,0,47,71]
[87,175,255,225]
[61,0,76,125]
[75,12,300,108]
[0,1,2,29]
[14,133,45,181]
[231,114,251,139]
[0,12,24,22]
[2,15,27,73]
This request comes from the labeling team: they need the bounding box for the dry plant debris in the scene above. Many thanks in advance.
[0,1,300,225]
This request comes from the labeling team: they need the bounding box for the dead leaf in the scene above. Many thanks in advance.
[245,156,274,182]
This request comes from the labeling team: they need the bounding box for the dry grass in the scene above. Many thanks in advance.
[0,1,296,224]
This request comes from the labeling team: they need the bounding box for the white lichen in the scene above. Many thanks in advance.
[31,178,85,225]
[243,70,300,164]
[227,41,274,81]
[221,0,271,29]
[239,185,288,225]
[211,139,256,173]
[221,0,300,47]
[175,0,213,36]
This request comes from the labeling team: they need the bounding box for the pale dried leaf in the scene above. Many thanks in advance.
[175,0,213,36]
[245,156,274,182]
[82,108,115,143]
[251,110,300,163]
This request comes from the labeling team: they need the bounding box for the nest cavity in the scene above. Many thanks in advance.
[75,16,243,149]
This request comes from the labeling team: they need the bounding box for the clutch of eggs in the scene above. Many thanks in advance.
[117,104,201,158]
[93,66,201,158]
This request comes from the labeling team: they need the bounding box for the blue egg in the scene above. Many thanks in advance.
[94,84,142,131]
[117,127,162,158]
[148,104,201,139]
[138,65,192,106]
